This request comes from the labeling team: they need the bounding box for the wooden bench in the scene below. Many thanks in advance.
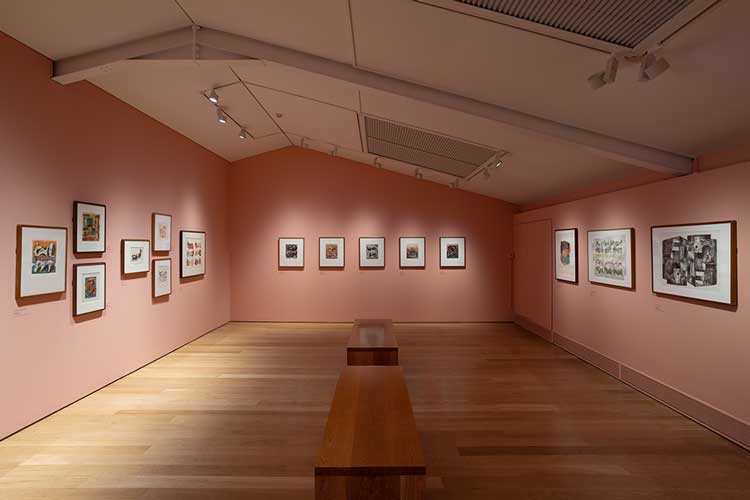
[347,319,398,366]
[315,366,425,500]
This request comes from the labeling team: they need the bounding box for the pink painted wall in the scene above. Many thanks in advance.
[513,161,750,424]
[0,33,231,439]
[513,219,551,330]
[228,147,517,322]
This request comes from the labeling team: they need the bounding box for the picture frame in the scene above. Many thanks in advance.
[152,258,172,298]
[152,213,172,252]
[73,262,106,316]
[180,230,206,278]
[121,239,150,275]
[587,228,635,289]
[359,237,385,269]
[651,221,737,305]
[279,237,304,269]
[554,228,578,283]
[399,237,425,269]
[319,237,345,269]
[73,201,106,253]
[440,237,466,269]
[16,225,68,299]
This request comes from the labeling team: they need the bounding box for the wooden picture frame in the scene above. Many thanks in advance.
[319,237,345,269]
[587,228,635,290]
[16,225,68,299]
[439,236,466,269]
[554,228,578,283]
[73,201,106,254]
[152,258,172,298]
[180,230,206,278]
[152,213,172,253]
[399,237,426,269]
[121,239,150,275]
[278,237,305,270]
[73,262,106,316]
[359,237,386,269]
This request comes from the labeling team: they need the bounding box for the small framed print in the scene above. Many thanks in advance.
[180,230,206,278]
[121,239,150,275]
[74,201,106,253]
[400,237,425,269]
[555,228,578,283]
[359,237,385,269]
[16,225,68,299]
[588,228,635,289]
[279,237,304,269]
[319,237,345,269]
[440,237,465,269]
[152,213,172,252]
[153,258,172,298]
[73,263,106,316]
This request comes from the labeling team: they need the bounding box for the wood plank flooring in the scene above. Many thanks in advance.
[1,322,748,499]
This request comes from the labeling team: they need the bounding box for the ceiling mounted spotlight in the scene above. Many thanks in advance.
[483,168,491,180]
[239,128,248,140]
[587,71,607,90]
[414,168,423,180]
[373,157,383,169]
[216,108,227,124]
[588,55,618,90]
[639,53,670,82]
[208,89,219,105]
[495,158,504,168]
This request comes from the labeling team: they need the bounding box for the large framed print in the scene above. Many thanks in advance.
[153,258,172,298]
[359,237,385,269]
[16,225,68,299]
[319,237,345,269]
[400,237,425,269]
[554,228,578,283]
[73,263,106,316]
[587,228,635,289]
[440,237,465,269]
[651,221,737,305]
[152,213,172,252]
[121,239,150,275]
[74,201,106,253]
[279,237,304,269]
[180,230,206,278]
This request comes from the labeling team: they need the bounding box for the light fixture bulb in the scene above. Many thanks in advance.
[208,89,219,104]
[239,128,248,139]
[495,159,504,168]
[217,108,227,124]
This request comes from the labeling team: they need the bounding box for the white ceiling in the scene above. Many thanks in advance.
[2,0,748,205]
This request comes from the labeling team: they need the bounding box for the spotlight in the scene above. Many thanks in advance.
[483,168,491,180]
[495,158,504,168]
[216,108,227,124]
[414,168,423,180]
[239,128,248,139]
[449,179,460,189]
[603,55,619,83]
[587,71,607,90]
[639,53,670,81]
[373,157,383,169]
[208,89,219,105]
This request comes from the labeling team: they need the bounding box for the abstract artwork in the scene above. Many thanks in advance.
[319,237,345,268]
[180,230,206,278]
[152,258,172,298]
[587,229,634,289]
[16,225,68,299]
[121,239,151,275]
[152,213,172,252]
[74,201,106,253]
[440,237,465,268]
[279,237,304,269]
[652,222,737,305]
[74,263,106,316]
[554,228,578,283]
[400,237,425,268]
[359,237,385,268]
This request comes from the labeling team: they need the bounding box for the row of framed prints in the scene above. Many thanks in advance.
[554,221,737,306]
[278,237,466,269]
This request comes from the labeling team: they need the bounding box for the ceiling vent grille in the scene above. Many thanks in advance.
[364,116,497,178]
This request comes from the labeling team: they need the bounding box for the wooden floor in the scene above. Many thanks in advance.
[1,322,748,499]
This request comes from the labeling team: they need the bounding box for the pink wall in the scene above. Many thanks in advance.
[513,219,551,331]
[0,33,231,439]
[513,162,750,425]
[228,147,517,322]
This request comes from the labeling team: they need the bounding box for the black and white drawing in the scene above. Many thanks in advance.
[360,237,385,268]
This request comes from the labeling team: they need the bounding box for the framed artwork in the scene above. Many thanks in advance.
[279,237,304,269]
[651,221,737,305]
[73,263,106,316]
[400,237,425,269]
[319,237,345,268]
[440,237,466,269]
[180,231,206,278]
[15,225,68,299]
[359,237,385,268]
[74,201,106,253]
[121,239,150,275]
[152,213,172,252]
[153,258,172,298]
[587,228,635,289]
[554,228,578,283]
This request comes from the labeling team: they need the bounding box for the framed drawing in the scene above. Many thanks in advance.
[180,231,206,278]
[651,221,737,305]
[359,237,385,269]
[16,225,68,299]
[587,228,635,289]
[279,237,304,269]
[554,228,578,283]
[400,237,425,269]
[74,201,106,253]
[319,237,345,269]
[152,213,172,252]
[440,237,465,269]
[73,263,106,316]
[121,239,150,275]
[153,258,172,298]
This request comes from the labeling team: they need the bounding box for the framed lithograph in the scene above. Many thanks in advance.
[180,231,206,278]
[440,237,465,269]
[554,228,578,283]
[74,201,106,253]
[319,237,345,269]
[587,228,635,289]
[400,237,425,269]
[651,221,737,305]
[152,213,172,252]
[153,258,172,298]
[279,237,304,269]
[16,225,68,299]
[359,237,385,269]
[73,263,106,316]
[121,239,150,275]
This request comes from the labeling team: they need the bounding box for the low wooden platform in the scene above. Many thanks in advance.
[315,365,425,500]
[347,319,398,365]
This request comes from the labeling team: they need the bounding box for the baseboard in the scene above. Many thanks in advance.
[553,332,620,379]
[513,314,553,342]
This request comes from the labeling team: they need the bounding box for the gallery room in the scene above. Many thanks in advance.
[0,1,748,499]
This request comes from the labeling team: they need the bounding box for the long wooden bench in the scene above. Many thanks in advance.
[315,366,425,500]
[347,319,398,366]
